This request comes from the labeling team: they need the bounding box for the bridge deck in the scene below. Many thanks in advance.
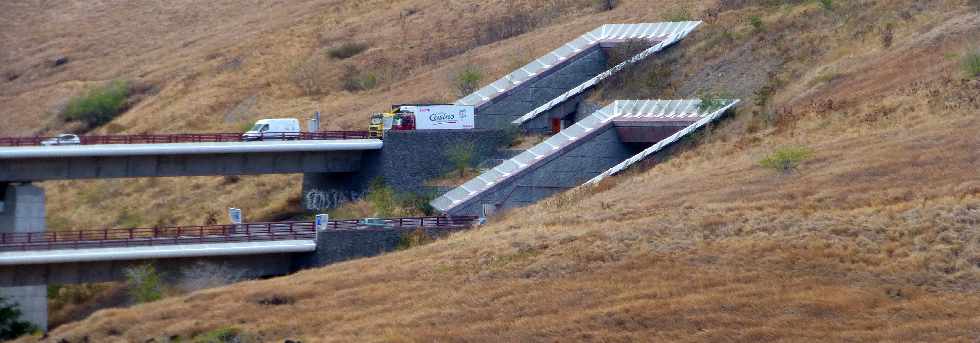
[0,139,382,159]
[0,216,478,265]
[0,131,370,147]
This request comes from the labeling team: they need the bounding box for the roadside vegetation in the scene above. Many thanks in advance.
[453,65,483,97]
[0,297,36,340]
[963,48,980,78]
[326,42,369,60]
[758,146,813,174]
[60,80,130,130]
[445,141,476,178]
[124,264,163,304]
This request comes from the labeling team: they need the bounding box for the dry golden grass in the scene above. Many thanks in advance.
[6,0,980,341]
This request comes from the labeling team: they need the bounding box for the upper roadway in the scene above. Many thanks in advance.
[0,138,383,182]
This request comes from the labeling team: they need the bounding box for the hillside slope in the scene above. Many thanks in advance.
[8,0,980,341]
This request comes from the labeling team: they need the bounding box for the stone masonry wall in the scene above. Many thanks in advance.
[475,47,608,130]
[301,129,509,210]
[448,126,635,216]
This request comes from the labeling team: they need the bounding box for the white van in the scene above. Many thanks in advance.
[242,118,301,141]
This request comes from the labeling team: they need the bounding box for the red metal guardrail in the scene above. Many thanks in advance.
[0,131,372,147]
[0,216,479,252]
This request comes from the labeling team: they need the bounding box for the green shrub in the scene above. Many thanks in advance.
[327,42,369,60]
[453,66,483,97]
[341,66,378,92]
[62,80,130,129]
[124,264,162,303]
[446,141,476,178]
[961,49,980,79]
[759,146,813,173]
[697,91,733,112]
[818,0,833,11]
[396,228,433,250]
[0,296,36,340]
[395,192,435,216]
[749,15,765,32]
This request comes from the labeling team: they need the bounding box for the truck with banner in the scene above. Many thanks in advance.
[368,104,475,138]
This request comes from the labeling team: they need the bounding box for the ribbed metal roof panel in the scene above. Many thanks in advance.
[585,99,740,185]
[432,99,739,213]
[431,102,615,212]
[511,22,701,125]
[455,22,701,109]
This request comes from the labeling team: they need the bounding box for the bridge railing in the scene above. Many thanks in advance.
[0,131,371,147]
[0,216,480,252]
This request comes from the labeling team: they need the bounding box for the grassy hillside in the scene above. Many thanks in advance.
[6,0,980,341]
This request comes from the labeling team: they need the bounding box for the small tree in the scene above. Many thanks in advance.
[454,65,483,97]
[0,296,36,340]
[446,141,476,178]
[124,264,163,303]
[759,146,813,174]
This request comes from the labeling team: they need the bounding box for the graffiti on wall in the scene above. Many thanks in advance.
[303,189,361,210]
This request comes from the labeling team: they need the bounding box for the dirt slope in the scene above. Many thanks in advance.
[7,0,980,341]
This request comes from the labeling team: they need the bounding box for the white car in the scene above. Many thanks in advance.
[41,134,81,146]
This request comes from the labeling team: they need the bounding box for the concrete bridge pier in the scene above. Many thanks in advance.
[0,182,48,331]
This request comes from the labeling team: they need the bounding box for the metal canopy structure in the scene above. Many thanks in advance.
[585,99,740,186]
[455,22,701,110]
[431,100,619,212]
[431,99,738,213]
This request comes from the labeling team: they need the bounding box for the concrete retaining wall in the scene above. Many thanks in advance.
[302,129,509,210]
[475,47,608,130]
[294,227,465,268]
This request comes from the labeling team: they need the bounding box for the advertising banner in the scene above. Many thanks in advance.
[402,105,475,130]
